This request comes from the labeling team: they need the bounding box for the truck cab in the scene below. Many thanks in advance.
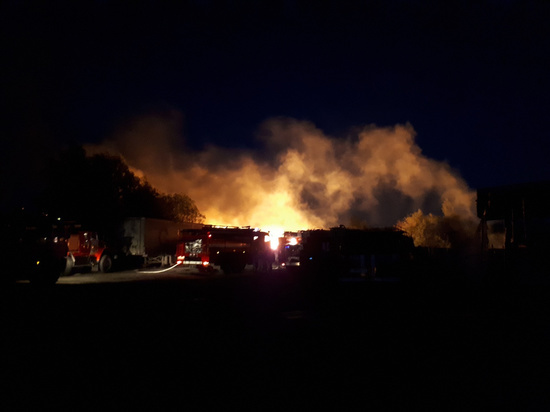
[65,231,112,274]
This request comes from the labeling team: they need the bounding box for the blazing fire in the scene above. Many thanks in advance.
[85,111,476,236]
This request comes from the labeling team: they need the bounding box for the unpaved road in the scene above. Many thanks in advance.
[2,270,550,410]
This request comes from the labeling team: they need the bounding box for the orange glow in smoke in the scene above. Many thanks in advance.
[85,114,476,233]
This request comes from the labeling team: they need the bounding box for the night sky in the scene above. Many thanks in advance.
[2,0,550,211]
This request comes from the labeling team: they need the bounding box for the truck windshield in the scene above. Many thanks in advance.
[185,239,202,255]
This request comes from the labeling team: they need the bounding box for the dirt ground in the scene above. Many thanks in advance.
[2,269,550,410]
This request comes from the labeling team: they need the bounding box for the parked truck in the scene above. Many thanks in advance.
[64,230,112,274]
[300,226,415,280]
[64,217,194,274]
[123,217,201,267]
[1,210,68,285]
[176,225,273,273]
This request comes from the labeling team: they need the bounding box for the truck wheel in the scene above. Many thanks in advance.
[99,254,113,273]
[64,255,74,276]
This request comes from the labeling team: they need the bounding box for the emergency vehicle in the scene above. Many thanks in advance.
[176,226,273,273]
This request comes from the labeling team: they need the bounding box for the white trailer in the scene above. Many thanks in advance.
[123,218,201,267]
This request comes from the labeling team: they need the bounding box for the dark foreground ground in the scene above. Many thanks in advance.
[2,269,550,411]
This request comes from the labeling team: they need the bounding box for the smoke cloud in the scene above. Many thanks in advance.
[85,110,476,233]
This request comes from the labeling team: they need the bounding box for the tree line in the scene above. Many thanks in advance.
[37,146,204,234]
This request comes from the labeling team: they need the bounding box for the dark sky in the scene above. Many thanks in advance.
[2,0,550,207]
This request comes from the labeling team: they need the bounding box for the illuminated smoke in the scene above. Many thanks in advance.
[85,111,477,234]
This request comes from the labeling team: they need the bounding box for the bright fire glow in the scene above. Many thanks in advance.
[85,114,476,232]
[263,226,284,250]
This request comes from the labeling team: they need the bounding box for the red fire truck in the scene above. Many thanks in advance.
[64,218,183,274]
[65,231,113,274]
[176,226,273,273]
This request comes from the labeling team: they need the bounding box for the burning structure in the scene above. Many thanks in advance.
[83,111,486,279]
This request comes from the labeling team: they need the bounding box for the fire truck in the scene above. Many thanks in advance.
[64,231,112,274]
[176,226,273,273]
[278,231,303,270]
[64,218,184,274]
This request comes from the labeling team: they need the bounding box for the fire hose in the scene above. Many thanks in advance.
[136,261,182,274]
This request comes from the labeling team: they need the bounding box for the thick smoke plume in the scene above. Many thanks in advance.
[85,110,477,236]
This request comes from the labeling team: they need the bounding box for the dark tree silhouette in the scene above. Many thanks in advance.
[38,146,204,235]
[160,193,205,224]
